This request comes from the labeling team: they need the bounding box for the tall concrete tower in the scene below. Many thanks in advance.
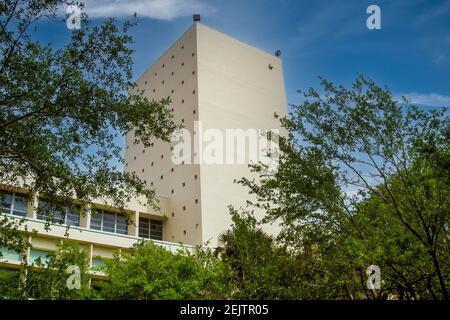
[125,21,287,247]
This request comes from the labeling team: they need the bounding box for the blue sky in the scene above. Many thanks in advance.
[37,0,450,109]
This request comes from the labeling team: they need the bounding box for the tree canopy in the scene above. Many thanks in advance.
[0,0,177,211]
[237,75,449,299]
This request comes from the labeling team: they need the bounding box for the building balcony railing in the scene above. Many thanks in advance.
[1,214,194,258]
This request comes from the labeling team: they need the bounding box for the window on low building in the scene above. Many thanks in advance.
[138,217,162,241]
[28,249,52,266]
[91,257,106,270]
[90,210,128,235]
[0,191,28,217]
[36,200,80,227]
[0,246,22,262]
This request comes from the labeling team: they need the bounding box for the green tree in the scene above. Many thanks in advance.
[0,214,34,296]
[238,75,449,299]
[0,269,21,299]
[342,158,450,299]
[22,240,91,299]
[0,0,177,213]
[0,214,33,257]
[218,208,359,300]
[99,241,230,300]
[0,240,91,299]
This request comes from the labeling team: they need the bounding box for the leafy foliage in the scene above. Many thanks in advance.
[99,241,230,300]
[0,268,21,299]
[23,240,91,299]
[0,214,33,258]
[218,209,332,299]
[0,240,91,299]
[0,0,177,212]
[237,75,449,299]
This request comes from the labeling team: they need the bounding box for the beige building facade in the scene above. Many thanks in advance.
[126,22,287,247]
[0,21,287,272]
[0,184,191,276]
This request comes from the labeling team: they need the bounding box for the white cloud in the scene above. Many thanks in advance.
[395,92,450,107]
[81,0,214,20]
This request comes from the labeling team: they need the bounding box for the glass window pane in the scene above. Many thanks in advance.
[90,211,102,230]
[116,225,127,235]
[36,200,51,221]
[0,246,22,262]
[103,223,115,233]
[102,212,115,233]
[66,207,80,227]
[38,201,79,227]
[91,258,106,270]
[0,192,13,214]
[29,249,51,266]
[150,220,163,240]
[116,215,127,235]
[12,194,28,217]
[103,212,115,222]
[53,208,65,224]
[138,218,149,238]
